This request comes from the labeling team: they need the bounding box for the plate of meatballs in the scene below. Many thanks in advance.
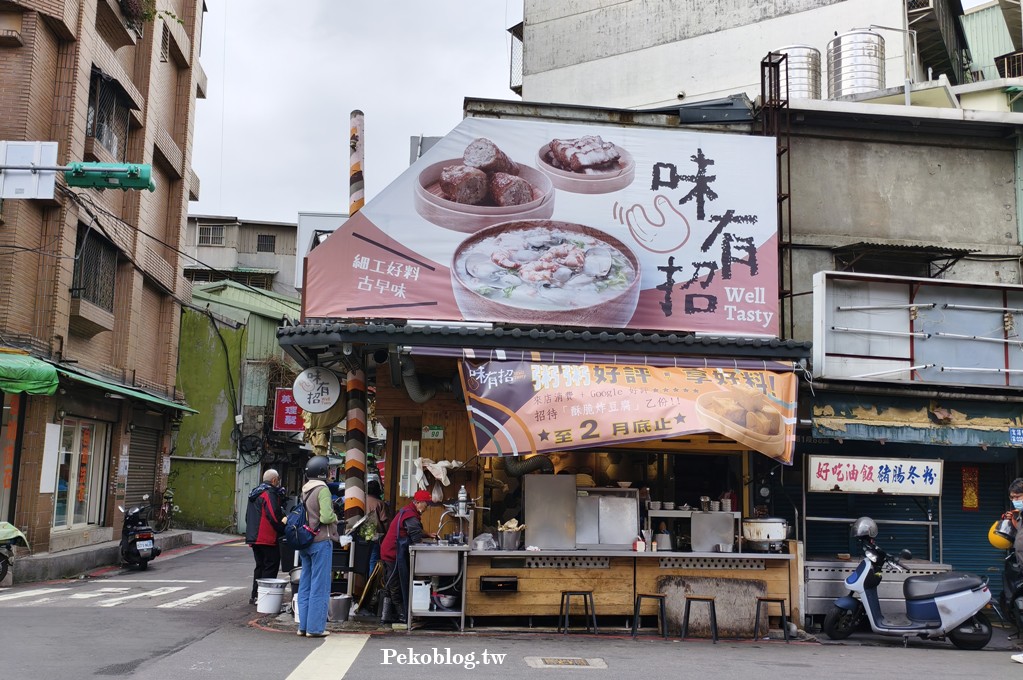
[414,138,555,232]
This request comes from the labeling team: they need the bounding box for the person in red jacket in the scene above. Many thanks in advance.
[380,489,433,623]
[245,469,286,605]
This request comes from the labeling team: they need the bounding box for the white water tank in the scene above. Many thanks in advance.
[775,45,821,100]
[827,30,885,98]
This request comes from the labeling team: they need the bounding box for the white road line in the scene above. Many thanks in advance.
[0,588,69,602]
[99,586,186,607]
[286,634,369,680]
[157,586,244,609]
[69,587,131,599]
[106,579,204,583]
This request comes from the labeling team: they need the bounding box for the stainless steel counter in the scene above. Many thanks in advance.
[469,549,793,560]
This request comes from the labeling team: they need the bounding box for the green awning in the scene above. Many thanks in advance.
[55,367,198,413]
[0,352,59,395]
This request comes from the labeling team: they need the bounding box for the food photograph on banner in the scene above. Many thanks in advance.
[304,117,779,336]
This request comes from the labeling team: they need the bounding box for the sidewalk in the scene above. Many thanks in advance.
[7,529,241,585]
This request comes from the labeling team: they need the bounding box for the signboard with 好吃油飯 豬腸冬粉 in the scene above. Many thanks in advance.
[807,455,943,496]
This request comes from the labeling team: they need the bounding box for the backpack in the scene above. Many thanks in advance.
[283,489,319,549]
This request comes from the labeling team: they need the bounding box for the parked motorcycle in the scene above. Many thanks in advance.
[822,516,993,650]
[119,494,161,570]
[0,521,30,583]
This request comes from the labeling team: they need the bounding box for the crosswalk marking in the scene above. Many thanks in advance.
[0,587,69,602]
[99,586,186,607]
[286,634,369,680]
[157,586,244,609]
[69,587,130,599]
[106,579,204,583]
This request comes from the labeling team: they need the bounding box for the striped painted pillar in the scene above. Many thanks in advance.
[349,110,365,215]
[344,368,367,523]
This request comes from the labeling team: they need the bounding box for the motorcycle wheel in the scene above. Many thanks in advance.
[136,559,149,571]
[947,611,993,650]
[0,553,9,582]
[822,604,861,640]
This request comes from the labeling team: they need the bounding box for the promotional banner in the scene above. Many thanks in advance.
[459,359,798,464]
[305,117,779,336]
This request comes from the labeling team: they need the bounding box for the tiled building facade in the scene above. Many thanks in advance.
[0,0,205,556]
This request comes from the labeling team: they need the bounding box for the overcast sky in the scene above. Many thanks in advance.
[188,1,522,224]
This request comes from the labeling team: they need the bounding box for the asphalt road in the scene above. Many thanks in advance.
[1,537,1021,679]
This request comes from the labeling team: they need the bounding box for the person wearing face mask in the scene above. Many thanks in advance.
[1005,478,1023,568]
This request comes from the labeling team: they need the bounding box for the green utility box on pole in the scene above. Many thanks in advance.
[64,162,156,192]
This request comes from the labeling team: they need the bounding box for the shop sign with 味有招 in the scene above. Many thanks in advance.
[303,117,779,336]
[458,358,799,464]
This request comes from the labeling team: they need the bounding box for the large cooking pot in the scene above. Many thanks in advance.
[742,517,789,542]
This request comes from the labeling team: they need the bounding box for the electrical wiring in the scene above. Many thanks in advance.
[60,185,296,307]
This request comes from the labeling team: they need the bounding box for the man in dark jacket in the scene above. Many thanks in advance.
[245,469,286,605]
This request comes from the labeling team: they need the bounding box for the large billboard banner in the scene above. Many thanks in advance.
[305,118,779,336]
[458,359,799,464]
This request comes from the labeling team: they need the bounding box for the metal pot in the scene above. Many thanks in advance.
[995,517,1017,542]
[742,517,789,542]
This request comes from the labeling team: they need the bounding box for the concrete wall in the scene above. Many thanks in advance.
[173,308,246,530]
[522,0,906,107]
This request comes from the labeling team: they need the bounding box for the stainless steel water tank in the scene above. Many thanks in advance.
[775,45,821,100]
[827,30,885,98]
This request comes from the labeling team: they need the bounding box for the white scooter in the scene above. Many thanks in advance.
[822,517,993,650]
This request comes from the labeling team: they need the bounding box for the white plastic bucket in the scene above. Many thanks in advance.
[256,578,288,614]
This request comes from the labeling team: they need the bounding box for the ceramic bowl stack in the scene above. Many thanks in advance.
[663,502,676,510]
[648,501,662,511]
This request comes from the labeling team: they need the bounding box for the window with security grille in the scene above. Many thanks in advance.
[160,24,170,62]
[256,234,276,253]
[198,224,225,246]
[86,69,131,161]
[72,225,117,312]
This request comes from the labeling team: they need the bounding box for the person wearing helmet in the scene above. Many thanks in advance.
[1003,478,1023,567]
[294,455,339,638]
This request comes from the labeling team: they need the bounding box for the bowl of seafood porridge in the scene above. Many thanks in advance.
[450,220,641,326]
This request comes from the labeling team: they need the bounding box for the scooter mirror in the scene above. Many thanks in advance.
[900,548,913,561]
[865,549,879,563]
[118,506,124,512]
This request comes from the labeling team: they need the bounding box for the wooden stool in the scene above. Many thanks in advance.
[681,595,718,643]
[559,590,598,634]
[632,593,668,639]
[753,596,790,642]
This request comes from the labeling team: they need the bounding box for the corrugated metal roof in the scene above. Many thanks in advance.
[832,242,979,256]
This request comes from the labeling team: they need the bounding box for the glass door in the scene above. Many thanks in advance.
[53,418,109,529]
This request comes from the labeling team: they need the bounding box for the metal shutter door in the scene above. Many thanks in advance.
[941,461,1009,600]
[125,427,160,510]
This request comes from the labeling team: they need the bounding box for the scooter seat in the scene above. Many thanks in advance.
[903,572,985,600]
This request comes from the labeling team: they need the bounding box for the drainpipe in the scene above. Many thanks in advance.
[399,355,451,403]
[1017,131,1023,249]
[503,455,555,476]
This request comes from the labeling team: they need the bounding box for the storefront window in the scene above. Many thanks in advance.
[53,418,109,529]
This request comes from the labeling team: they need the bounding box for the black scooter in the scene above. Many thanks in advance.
[119,494,161,570]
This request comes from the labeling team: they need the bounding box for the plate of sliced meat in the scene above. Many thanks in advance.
[414,137,555,232]
[536,135,635,194]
